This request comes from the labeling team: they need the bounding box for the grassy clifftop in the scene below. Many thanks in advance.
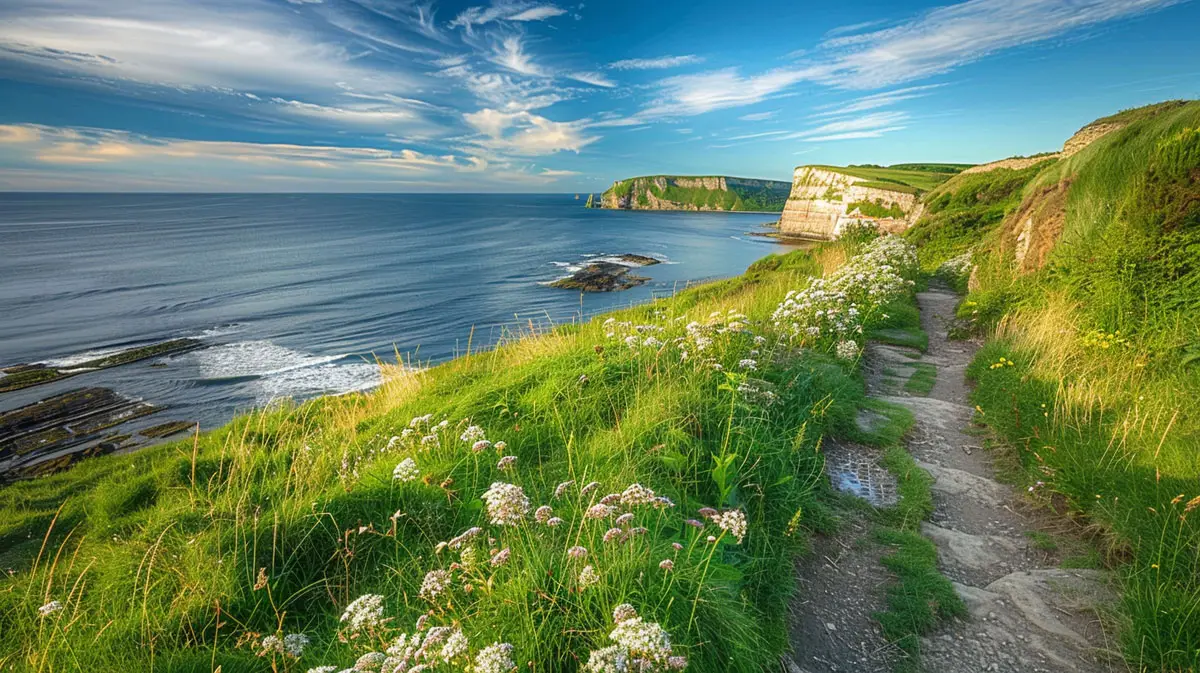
[806,163,972,194]
[0,232,927,671]
[601,175,791,212]
[909,99,1200,670]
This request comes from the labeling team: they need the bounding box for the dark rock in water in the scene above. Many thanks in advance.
[614,253,662,266]
[140,420,196,439]
[0,387,161,481]
[549,253,661,292]
[0,338,203,393]
[550,262,651,292]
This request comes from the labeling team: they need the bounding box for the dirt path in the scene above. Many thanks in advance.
[787,286,1125,673]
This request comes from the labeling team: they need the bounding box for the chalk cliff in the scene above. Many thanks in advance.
[778,167,924,240]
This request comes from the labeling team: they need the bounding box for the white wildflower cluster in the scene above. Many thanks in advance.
[772,235,916,352]
[472,642,516,673]
[836,218,879,242]
[259,633,309,658]
[835,339,860,361]
[696,508,747,544]
[585,604,688,673]
[392,457,420,482]
[481,482,530,526]
[419,569,452,602]
[937,252,974,282]
[38,600,62,617]
[579,564,600,588]
[602,310,766,375]
[736,379,778,406]
[339,594,385,639]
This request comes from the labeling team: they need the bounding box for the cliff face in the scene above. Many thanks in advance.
[600,175,791,212]
[778,167,923,240]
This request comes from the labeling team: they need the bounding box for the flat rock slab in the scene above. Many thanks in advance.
[917,460,1011,506]
[0,338,202,393]
[549,254,660,292]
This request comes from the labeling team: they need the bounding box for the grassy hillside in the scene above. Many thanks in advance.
[603,175,791,212]
[809,164,969,194]
[0,235,924,671]
[908,100,1200,671]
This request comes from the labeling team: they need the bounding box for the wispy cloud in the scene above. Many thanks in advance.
[641,67,811,117]
[608,54,704,70]
[738,110,778,122]
[462,108,598,155]
[567,71,617,87]
[817,0,1186,89]
[489,34,546,76]
[781,111,908,142]
[449,2,566,33]
[811,84,945,117]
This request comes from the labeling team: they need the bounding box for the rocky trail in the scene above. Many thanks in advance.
[786,286,1126,673]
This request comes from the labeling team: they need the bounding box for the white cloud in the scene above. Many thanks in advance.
[539,167,580,178]
[449,2,565,33]
[727,130,791,141]
[0,123,485,171]
[811,84,944,117]
[642,67,812,117]
[0,4,417,95]
[489,35,545,76]
[462,108,598,155]
[567,71,616,87]
[607,54,704,70]
[781,111,908,142]
[817,0,1185,89]
[738,110,778,121]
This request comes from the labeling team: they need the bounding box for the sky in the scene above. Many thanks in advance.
[0,0,1196,192]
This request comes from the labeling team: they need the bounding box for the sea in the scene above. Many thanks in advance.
[0,193,799,430]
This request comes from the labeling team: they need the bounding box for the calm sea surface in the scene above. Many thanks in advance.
[0,193,795,429]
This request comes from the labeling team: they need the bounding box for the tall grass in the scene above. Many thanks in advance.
[0,241,908,672]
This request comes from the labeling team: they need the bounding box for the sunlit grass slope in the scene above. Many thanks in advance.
[911,100,1200,671]
[0,238,919,673]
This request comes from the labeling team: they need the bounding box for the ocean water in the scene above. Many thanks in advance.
[0,193,796,429]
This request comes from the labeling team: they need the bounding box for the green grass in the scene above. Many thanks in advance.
[902,363,937,396]
[0,243,899,672]
[807,165,959,193]
[915,100,1200,671]
[848,200,908,219]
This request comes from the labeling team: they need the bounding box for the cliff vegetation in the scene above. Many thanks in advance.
[600,175,791,212]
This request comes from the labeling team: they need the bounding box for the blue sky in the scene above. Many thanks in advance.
[0,0,1196,192]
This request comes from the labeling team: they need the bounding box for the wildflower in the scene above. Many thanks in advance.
[696,507,717,518]
[355,652,386,670]
[668,655,688,670]
[447,526,483,549]
[461,426,486,443]
[615,512,635,527]
[613,603,638,623]
[535,505,553,523]
[340,594,385,636]
[599,493,621,505]
[472,642,515,673]
[419,569,451,601]
[672,542,683,551]
[603,528,624,543]
[619,483,657,506]
[835,340,859,360]
[610,617,673,665]
[706,535,717,543]
[629,527,648,536]
[659,559,674,572]
[259,635,282,656]
[554,480,575,498]
[586,504,616,519]
[307,667,339,673]
[738,358,758,371]
[283,633,309,657]
[472,440,492,453]
[568,545,588,559]
[441,629,468,662]
[481,482,530,526]
[546,517,564,527]
[37,600,62,617]
[654,496,676,509]
[496,455,517,471]
[494,440,507,452]
[579,564,600,587]
[420,434,440,448]
[490,547,511,567]
[585,645,628,673]
[684,519,704,528]
[581,481,601,496]
[712,509,747,544]
[392,457,420,482]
